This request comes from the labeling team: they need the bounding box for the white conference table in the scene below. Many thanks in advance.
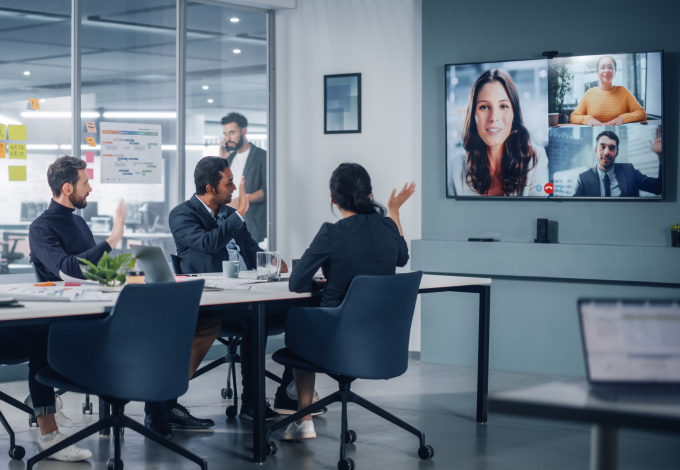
[0,273,491,463]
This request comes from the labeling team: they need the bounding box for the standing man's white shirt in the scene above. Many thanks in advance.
[229,146,251,193]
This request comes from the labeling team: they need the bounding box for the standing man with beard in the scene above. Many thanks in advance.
[219,112,267,244]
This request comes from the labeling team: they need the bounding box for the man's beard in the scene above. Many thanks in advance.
[226,135,244,153]
[69,192,88,209]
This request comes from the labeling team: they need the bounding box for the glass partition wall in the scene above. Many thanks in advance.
[0,0,271,275]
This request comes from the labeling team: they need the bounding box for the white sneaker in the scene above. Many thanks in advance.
[55,395,73,428]
[25,394,73,428]
[280,420,316,441]
[286,380,320,403]
[38,432,92,462]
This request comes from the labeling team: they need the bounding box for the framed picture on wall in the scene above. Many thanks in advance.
[324,73,361,134]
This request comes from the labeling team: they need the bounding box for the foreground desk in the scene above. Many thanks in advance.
[0,273,491,463]
[489,382,680,470]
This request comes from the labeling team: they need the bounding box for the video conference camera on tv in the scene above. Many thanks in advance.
[542,51,559,59]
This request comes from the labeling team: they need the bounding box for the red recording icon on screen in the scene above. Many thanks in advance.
[544,183,554,195]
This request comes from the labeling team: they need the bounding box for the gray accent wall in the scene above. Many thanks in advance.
[419,0,680,376]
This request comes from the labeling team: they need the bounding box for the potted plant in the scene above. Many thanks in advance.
[79,252,135,287]
[672,224,680,248]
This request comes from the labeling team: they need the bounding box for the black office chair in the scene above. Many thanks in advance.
[265,272,434,470]
[170,254,283,418]
[0,352,34,460]
[31,264,94,417]
[0,237,24,275]
[28,282,208,470]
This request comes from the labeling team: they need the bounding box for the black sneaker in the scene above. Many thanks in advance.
[239,400,280,421]
[144,411,174,439]
[165,403,215,429]
[274,393,328,416]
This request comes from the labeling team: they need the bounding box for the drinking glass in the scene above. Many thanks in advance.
[257,252,281,280]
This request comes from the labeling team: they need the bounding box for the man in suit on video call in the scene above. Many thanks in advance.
[573,130,662,197]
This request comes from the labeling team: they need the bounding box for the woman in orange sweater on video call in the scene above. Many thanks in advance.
[570,55,647,126]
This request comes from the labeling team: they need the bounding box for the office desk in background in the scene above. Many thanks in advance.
[489,381,680,470]
[0,273,491,463]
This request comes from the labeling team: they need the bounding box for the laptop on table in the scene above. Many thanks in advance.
[130,245,220,291]
[578,299,680,398]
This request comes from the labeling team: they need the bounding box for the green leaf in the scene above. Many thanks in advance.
[98,252,113,270]
[113,253,134,275]
[84,272,107,284]
[129,257,136,269]
[116,274,127,285]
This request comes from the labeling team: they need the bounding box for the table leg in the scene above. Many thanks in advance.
[252,303,266,463]
[590,424,618,470]
[476,285,490,424]
[99,398,110,436]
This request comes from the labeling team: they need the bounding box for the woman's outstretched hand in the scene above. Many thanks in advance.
[388,182,416,213]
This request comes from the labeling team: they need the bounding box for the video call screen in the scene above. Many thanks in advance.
[445,52,663,199]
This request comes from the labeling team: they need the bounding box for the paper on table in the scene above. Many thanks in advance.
[59,271,99,285]
[8,125,26,141]
[8,166,26,181]
[0,286,109,302]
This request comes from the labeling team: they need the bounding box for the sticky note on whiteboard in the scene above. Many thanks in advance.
[8,125,26,141]
[8,144,26,159]
[85,122,97,133]
[28,99,40,110]
[9,166,27,181]
[0,143,5,157]
[85,137,96,147]
[85,151,94,163]
[0,124,5,140]
[86,168,94,179]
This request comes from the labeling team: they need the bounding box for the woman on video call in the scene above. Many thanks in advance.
[570,55,647,126]
[448,68,549,197]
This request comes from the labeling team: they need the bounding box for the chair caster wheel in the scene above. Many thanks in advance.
[344,429,357,444]
[9,445,25,460]
[117,427,125,437]
[107,458,124,470]
[221,388,233,399]
[265,440,277,456]
[83,403,93,414]
[418,444,434,460]
[338,457,355,470]
[226,405,238,418]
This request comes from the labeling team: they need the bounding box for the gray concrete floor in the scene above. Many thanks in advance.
[1,357,679,469]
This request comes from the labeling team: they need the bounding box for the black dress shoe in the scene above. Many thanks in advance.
[165,404,215,429]
[144,411,174,439]
[239,400,279,421]
[274,393,328,416]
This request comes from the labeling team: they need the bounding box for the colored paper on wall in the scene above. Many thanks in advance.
[8,166,27,181]
[86,168,94,179]
[0,143,5,157]
[8,144,26,159]
[85,137,96,147]
[0,124,5,140]
[85,151,94,163]
[8,125,26,141]
[28,99,40,110]
[85,122,97,133]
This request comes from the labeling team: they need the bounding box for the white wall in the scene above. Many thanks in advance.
[275,0,423,350]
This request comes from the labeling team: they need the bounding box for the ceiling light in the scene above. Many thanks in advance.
[39,99,46,103]
[102,112,177,119]
[207,99,214,103]
[23,71,31,76]
[202,85,209,90]
[0,114,22,125]
[230,17,240,22]
[26,144,59,150]
[233,49,241,54]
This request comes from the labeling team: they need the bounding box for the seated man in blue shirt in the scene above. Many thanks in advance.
[29,156,217,439]
[170,157,303,420]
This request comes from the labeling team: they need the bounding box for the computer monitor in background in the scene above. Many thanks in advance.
[125,203,143,226]
[81,201,98,222]
[20,202,49,222]
[141,202,166,232]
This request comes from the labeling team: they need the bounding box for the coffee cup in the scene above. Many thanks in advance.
[222,261,240,278]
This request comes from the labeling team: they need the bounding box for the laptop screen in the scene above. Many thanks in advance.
[579,300,680,383]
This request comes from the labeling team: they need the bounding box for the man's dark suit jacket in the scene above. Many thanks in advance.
[573,162,662,197]
[227,144,267,243]
[169,194,263,275]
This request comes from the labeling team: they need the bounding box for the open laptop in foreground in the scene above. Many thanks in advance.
[130,245,221,291]
[578,299,680,398]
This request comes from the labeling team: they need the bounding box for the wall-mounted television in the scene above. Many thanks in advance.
[445,51,663,200]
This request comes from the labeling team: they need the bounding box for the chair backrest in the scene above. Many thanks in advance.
[287,271,422,380]
[49,281,204,403]
[170,254,182,275]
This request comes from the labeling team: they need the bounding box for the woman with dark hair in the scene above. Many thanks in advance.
[570,55,646,126]
[448,68,548,196]
[280,163,415,441]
